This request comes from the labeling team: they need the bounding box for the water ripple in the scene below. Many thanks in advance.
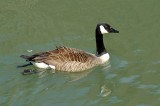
[100,85,111,97]
[108,96,123,104]
[119,75,139,84]
[111,55,129,69]
[138,84,159,89]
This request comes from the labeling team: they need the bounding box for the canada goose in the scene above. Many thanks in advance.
[20,23,119,72]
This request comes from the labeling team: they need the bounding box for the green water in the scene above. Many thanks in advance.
[0,0,160,106]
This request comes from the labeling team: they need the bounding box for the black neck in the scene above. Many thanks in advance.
[95,28,107,56]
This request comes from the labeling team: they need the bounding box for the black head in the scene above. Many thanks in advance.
[96,23,119,34]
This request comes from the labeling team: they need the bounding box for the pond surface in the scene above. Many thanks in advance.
[0,0,160,106]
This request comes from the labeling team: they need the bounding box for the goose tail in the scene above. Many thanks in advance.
[20,55,30,60]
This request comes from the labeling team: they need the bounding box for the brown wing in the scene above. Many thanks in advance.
[30,46,95,64]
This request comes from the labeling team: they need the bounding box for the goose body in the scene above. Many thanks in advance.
[20,23,119,72]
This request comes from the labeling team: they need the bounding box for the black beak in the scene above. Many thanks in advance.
[111,28,119,33]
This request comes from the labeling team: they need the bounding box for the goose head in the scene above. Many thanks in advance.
[96,23,119,34]
[95,23,119,57]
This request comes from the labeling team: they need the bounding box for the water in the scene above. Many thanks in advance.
[0,0,160,106]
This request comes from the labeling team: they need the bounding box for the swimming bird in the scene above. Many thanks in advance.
[20,23,119,72]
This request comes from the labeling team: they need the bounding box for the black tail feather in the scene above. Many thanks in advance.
[17,62,33,68]
[20,55,30,60]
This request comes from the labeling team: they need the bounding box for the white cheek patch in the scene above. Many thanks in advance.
[100,25,108,34]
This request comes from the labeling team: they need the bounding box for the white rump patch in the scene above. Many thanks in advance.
[99,53,110,63]
[32,62,55,69]
[100,25,108,34]
[49,65,55,69]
